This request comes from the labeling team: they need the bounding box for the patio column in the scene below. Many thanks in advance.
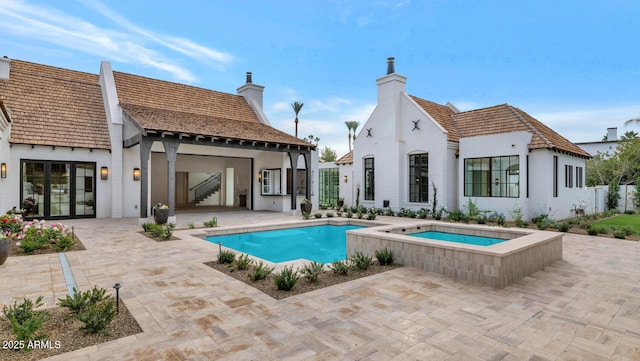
[288,151,299,210]
[139,138,152,219]
[162,140,179,219]
[302,151,311,201]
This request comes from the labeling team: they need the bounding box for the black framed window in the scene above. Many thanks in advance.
[464,155,519,198]
[576,166,583,188]
[364,158,374,201]
[286,168,307,195]
[553,156,558,197]
[565,165,573,188]
[409,153,428,202]
[319,168,339,206]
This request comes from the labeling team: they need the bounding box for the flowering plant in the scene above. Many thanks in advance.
[1,212,24,236]
[18,220,74,253]
[153,203,168,210]
[301,198,311,205]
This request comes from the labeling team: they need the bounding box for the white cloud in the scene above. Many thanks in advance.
[0,0,234,82]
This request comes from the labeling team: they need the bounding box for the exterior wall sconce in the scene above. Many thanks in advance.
[343,175,348,183]
[133,168,141,181]
[258,172,262,183]
[0,163,6,178]
[495,178,500,185]
[100,166,108,180]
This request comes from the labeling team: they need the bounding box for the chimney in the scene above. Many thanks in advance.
[0,56,11,80]
[386,57,395,75]
[607,127,617,141]
[376,57,407,105]
[237,71,265,117]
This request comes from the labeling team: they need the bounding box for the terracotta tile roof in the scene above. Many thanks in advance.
[336,151,353,164]
[450,104,591,157]
[410,96,459,142]
[120,103,314,147]
[113,72,261,123]
[0,60,110,149]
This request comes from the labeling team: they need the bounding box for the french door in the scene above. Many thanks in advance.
[21,160,96,219]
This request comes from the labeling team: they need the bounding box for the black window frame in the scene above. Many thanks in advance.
[409,153,429,202]
[464,155,520,198]
[364,157,375,201]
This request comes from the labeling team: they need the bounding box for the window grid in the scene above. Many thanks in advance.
[409,153,429,202]
[464,155,519,198]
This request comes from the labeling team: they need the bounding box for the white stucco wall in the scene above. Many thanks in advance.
[458,132,532,221]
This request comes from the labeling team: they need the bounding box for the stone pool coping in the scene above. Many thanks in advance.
[346,221,563,288]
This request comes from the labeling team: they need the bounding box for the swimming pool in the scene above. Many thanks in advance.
[205,224,364,264]
[409,230,505,246]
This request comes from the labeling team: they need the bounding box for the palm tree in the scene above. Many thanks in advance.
[351,121,360,146]
[345,120,360,152]
[291,101,304,138]
[624,117,640,128]
[344,121,353,152]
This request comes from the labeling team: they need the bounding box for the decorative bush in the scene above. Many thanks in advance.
[350,252,373,270]
[146,222,175,240]
[57,286,109,315]
[302,212,311,220]
[330,260,351,275]
[613,229,626,239]
[1,213,24,235]
[326,212,334,218]
[17,220,74,254]
[557,221,571,232]
[2,296,50,344]
[75,299,117,334]
[300,261,325,283]
[247,261,274,282]
[366,209,377,220]
[314,213,322,219]
[273,266,299,291]
[204,217,218,227]
[375,248,395,265]
[234,254,252,270]
[217,250,235,264]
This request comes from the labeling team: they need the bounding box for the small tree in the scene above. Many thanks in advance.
[607,179,620,211]
[291,101,304,138]
[319,146,337,162]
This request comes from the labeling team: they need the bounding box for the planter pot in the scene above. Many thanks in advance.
[300,203,312,214]
[154,208,169,224]
[337,200,344,207]
[0,239,10,266]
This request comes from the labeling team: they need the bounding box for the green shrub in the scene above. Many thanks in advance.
[613,229,626,239]
[204,217,218,227]
[302,212,311,220]
[314,213,322,219]
[300,262,325,283]
[147,223,175,240]
[366,210,377,221]
[384,208,395,216]
[350,252,373,270]
[336,211,343,217]
[345,210,353,218]
[587,224,609,235]
[624,209,635,215]
[247,261,274,282]
[476,215,487,224]
[141,223,151,232]
[621,225,636,236]
[375,248,395,265]
[557,221,571,232]
[448,209,464,222]
[489,212,506,226]
[217,250,235,264]
[75,299,117,334]
[330,260,351,275]
[234,254,252,270]
[57,286,109,314]
[273,266,299,291]
[326,212,334,218]
[3,296,49,344]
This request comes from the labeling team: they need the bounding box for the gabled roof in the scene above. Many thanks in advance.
[410,96,590,158]
[114,71,314,149]
[410,96,459,142]
[336,150,353,164]
[0,60,110,149]
[450,104,591,157]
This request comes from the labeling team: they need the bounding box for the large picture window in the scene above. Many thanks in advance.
[364,158,374,201]
[409,153,428,202]
[464,156,519,198]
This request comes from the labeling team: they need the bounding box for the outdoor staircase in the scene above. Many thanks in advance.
[192,173,221,205]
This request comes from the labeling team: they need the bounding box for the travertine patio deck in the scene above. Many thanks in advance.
[1,211,639,360]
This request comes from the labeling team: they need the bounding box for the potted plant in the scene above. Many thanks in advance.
[300,198,312,214]
[153,203,169,224]
[337,197,344,207]
[0,232,9,265]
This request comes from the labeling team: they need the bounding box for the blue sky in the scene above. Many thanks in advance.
[1,0,639,157]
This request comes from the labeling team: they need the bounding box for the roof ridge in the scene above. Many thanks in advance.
[114,71,241,98]
[506,105,554,148]
[448,113,464,138]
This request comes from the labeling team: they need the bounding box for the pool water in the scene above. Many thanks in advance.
[205,225,364,263]
[409,231,506,246]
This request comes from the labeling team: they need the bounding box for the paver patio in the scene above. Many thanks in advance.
[1,211,639,360]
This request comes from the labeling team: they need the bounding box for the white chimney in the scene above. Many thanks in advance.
[237,72,264,109]
[0,56,11,80]
[607,127,617,141]
[376,57,407,105]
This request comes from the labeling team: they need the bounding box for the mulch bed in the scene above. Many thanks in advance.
[205,261,402,300]
[0,302,142,361]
